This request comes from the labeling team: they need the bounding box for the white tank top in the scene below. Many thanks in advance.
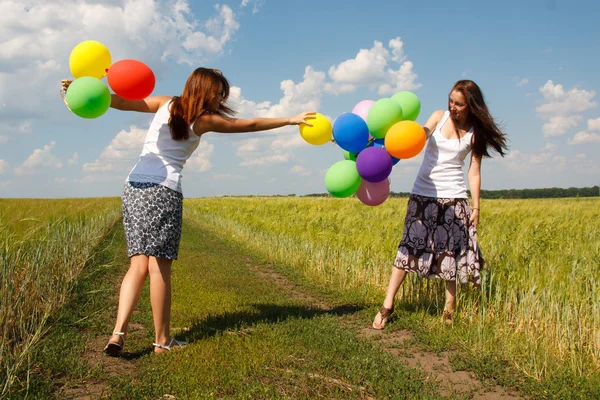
[411,111,473,198]
[126,100,201,193]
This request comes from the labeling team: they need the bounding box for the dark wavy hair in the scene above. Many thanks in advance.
[168,68,236,141]
[450,80,508,158]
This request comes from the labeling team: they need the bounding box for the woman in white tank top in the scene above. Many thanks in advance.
[64,68,315,355]
[373,80,508,329]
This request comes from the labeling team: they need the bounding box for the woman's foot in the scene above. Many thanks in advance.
[153,337,188,354]
[103,332,125,357]
[441,309,454,325]
[372,306,394,330]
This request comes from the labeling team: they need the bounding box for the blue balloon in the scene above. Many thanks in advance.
[333,113,370,153]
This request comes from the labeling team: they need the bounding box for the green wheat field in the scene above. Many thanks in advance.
[1,196,598,398]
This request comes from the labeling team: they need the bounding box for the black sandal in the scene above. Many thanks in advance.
[372,306,394,330]
[103,332,125,357]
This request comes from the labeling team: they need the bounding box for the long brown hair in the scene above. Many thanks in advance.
[168,68,236,141]
[450,80,508,159]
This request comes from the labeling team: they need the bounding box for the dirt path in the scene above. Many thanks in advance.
[247,258,521,400]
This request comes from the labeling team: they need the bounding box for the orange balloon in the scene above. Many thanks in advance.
[384,120,426,159]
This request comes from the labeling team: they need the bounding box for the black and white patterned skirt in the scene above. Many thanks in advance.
[121,181,183,260]
[394,194,484,285]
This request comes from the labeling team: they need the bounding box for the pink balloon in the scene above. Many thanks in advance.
[352,100,375,123]
[356,179,390,206]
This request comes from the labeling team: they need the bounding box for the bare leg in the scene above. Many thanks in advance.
[110,255,150,344]
[442,280,457,324]
[373,267,408,329]
[148,256,173,353]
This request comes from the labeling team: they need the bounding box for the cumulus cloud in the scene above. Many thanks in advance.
[0,160,7,175]
[0,0,240,120]
[186,140,214,172]
[15,141,63,175]
[82,126,147,174]
[569,131,600,145]
[536,80,597,137]
[326,38,420,95]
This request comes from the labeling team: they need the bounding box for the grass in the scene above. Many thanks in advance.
[184,196,600,399]
[0,198,121,398]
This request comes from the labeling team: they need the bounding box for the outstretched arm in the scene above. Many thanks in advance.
[61,79,170,114]
[110,95,172,113]
[193,112,315,136]
[468,152,482,229]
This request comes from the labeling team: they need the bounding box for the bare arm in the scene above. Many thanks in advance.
[193,112,315,136]
[110,95,172,113]
[424,110,445,138]
[468,152,482,229]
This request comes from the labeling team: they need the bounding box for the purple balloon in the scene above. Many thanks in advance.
[356,146,393,183]
[356,179,390,206]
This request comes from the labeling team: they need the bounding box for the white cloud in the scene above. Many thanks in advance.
[587,118,600,131]
[239,0,263,14]
[536,80,597,137]
[542,115,582,137]
[0,160,7,175]
[15,141,63,175]
[68,152,79,165]
[54,177,67,183]
[291,164,310,176]
[0,0,240,119]
[83,126,147,173]
[569,131,600,145]
[0,136,7,144]
[536,80,597,116]
[326,38,420,95]
[186,140,214,172]
[514,77,529,87]
[18,120,33,133]
[240,153,292,167]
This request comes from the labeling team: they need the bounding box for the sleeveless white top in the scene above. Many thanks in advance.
[126,100,201,193]
[411,111,473,198]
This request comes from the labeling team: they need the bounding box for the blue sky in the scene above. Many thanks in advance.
[1,0,599,198]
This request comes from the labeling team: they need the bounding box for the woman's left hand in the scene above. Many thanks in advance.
[469,209,479,230]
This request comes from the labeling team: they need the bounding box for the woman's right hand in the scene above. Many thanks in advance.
[61,79,73,92]
[289,111,316,127]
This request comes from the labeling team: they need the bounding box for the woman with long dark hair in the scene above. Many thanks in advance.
[372,80,508,329]
[65,68,314,354]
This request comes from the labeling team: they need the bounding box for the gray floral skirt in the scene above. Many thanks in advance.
[121,181,183,260]
[394,194,484,285]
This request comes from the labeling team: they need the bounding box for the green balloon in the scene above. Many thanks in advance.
[325,160,361,198]
[391,91,420,121]
[66,77,111,119]
[367,98,403,139]
[342,150,358,161]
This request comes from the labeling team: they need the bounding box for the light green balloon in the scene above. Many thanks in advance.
[391,91,421,121]
[366,98,403,139]
[66,77,111,119]
[342,150,358,161]
[325,160,361,198]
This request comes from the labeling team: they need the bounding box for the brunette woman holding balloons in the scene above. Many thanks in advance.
[64,68,314,355]
[372,80,508,329]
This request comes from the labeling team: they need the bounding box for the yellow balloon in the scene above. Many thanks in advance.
[299,113,332,145]
[69,40,112,79]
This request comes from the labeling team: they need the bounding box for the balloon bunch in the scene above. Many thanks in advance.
[62,40,156,119]
[299,91,426,206]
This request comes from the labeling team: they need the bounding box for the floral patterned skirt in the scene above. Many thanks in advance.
[394,194,484,285]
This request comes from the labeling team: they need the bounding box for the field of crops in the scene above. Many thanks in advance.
[0,198,121,396]
[2,195,598,397]
[186,196,600,381]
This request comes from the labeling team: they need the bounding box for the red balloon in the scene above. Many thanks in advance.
[107,59,155,100]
